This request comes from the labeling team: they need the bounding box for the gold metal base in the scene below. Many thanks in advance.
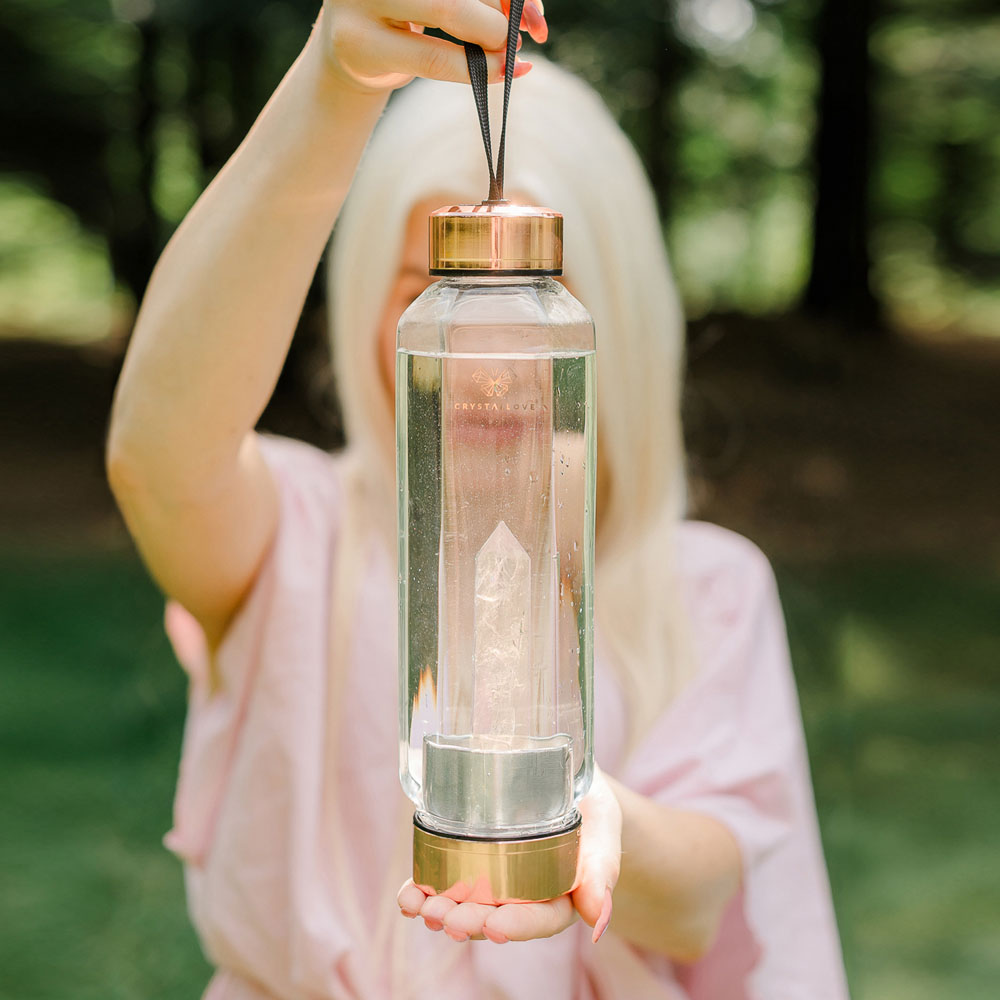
[413,815,581,905]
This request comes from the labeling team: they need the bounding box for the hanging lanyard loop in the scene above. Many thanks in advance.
[463,0,526,203]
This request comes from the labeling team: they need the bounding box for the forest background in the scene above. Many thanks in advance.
[1,1,998,997]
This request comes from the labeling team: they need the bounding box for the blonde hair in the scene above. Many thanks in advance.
[328,57,693,751]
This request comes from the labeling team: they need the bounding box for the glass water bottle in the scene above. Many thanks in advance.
[397,202,596,903]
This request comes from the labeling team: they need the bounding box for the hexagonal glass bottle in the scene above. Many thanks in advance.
[396,202,595,903]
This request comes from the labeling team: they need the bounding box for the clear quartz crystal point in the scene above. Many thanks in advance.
[473,520,531,737]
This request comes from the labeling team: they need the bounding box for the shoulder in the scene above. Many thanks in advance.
[256,433,345,528]
[164,435,345,685]
[257,433,341,491]
[676,521,778,608]
[674,521,785,671]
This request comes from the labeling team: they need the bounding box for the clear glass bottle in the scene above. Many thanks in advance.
[397,203,596,903]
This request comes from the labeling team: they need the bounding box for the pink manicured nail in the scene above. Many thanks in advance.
[445,928,469,943]
[424,918,443,932]
[484,927,509,944]
[502,57,530,79]
[400,907,419,919]
[523,2,548,43]
[592,888,613,943]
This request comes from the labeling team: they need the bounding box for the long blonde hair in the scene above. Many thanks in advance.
[328,57,692,749]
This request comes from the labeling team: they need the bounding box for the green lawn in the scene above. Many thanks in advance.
[1,544,998,999]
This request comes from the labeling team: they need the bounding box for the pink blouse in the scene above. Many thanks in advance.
[163,435,849,1000]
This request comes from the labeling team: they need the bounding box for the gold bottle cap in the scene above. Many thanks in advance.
[429,202,563,275]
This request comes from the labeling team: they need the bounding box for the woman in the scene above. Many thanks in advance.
[106,2,849,997]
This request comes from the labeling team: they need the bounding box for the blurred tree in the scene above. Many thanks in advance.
[543,0,694,220]
[0,1,159,298]
[803,0,881,331]
[868,0,1000,335]
[116,13,162,300]
[0,0,317,306]
[2,0,997,339]
[646,5,693,221]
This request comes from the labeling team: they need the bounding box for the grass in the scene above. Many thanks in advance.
[1,544,998,998]
[0,546,211,1000]
[780,561,1000,999]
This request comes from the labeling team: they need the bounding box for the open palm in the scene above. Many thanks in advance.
[397,765,621,944]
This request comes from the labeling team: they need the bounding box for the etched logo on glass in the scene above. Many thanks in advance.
[472,367,516,398]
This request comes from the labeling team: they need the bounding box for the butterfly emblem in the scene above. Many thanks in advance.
[472,367,516,398]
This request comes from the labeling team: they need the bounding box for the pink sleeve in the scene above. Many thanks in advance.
[620,524,849,1000]
[161,435,340,869]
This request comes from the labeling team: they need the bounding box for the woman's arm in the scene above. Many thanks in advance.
[399,766,741,960]
[607,775,742,961]
[107,2,521,646]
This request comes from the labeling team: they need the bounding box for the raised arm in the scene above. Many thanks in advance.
[107,2,529,646]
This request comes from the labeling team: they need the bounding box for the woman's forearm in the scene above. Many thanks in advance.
[106,4,523,638]
[108,15,387,497]
[606,776,742,962]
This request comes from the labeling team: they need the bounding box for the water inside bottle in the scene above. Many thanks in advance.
[398,348,595,836]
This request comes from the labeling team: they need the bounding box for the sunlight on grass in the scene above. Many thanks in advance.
[836,617,910,700]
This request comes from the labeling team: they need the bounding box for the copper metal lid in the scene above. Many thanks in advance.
[429,202,563,275]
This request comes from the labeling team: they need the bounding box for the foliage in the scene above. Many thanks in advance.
[1,0,997,341]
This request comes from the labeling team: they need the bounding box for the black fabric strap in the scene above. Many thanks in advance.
[464,0,525,203]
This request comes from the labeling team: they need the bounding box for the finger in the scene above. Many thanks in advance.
[420,893,458,931]
[443,900,496,940]
[521,0,548,45]
[383,0,509,52]
[573,770,623,928]
[502,0,548,45]
[591,887,613,943]
[398,879,427,917]
[484,895,577,942]
[376,26,510,84]
[442,881,472,903]
[573,837,619,928]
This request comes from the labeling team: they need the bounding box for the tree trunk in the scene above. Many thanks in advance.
[107,17,162,305]
[803,0,881,332]
[646,14,689,222]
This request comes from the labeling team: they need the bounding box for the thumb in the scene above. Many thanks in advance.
[572,765,622,936]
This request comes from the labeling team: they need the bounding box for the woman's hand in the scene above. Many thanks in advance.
[397,764,622,944]
[318,0,548,94]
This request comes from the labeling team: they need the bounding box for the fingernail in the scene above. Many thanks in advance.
[523,1,548,42]
[484,927,509,944]
[513,59,533,78]
[592,887,613,944]
[424,918,443,932]
[516,31,523,52]
[445,928,469,943]
[400,907,419,919]
[533,0,545,15]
